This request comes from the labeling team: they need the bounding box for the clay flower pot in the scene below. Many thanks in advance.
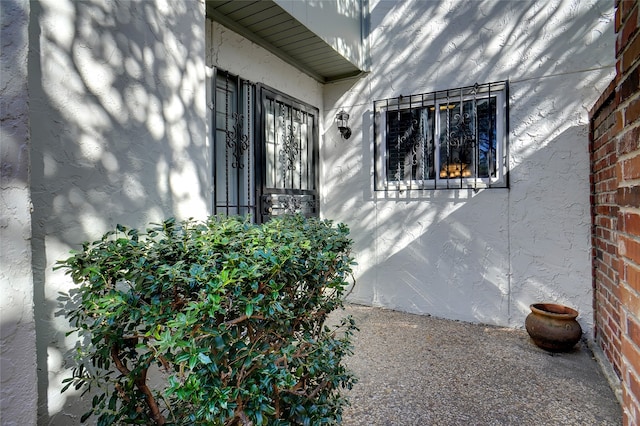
[525,303,582,352]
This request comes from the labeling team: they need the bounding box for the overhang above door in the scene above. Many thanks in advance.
[206,0,367,83]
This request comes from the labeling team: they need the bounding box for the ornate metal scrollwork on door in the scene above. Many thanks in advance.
[278,104,300,185]
[280,194,302,214]
[280,124,298,171]
[225,112,250,169]
[261,194,317,216]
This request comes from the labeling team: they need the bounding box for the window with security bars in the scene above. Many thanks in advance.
[374,81,508,190]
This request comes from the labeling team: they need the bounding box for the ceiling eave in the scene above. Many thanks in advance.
[206,1,364,84]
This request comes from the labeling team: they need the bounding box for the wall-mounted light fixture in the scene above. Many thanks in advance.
[336,109,352,139]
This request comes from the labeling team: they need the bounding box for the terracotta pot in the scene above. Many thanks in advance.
[525,303,582,352]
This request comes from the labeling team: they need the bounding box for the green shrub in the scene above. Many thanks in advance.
[56,215,357,425]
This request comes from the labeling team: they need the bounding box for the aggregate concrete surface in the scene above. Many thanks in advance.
[330,304,622,426]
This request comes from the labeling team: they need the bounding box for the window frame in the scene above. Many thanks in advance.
[374,81,509,191]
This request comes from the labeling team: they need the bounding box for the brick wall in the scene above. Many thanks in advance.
[592,78,623,377]
[591,1,640,424]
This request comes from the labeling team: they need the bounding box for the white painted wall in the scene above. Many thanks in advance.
[322,0,615,335]
[0,1,38,425]
[208,20,324,115]
[25,0,207,423]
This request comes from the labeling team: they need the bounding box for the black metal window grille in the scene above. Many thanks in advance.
[374,81,508,190]
[213,70,256,217]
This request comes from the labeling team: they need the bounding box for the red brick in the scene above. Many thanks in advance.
[620,0,638,19]
[598,265,618,285]
[619,66,640,104]
[625,97,640,125]
[629,315,640,344]
[611,346,624,378]
[593,132,618,158]
[595,155,612,171]
[595,110,616,131]
[620,234,640,264]
[599,250,616,268]
[592,121,606,140]
[622,335,640,380]
[628,369,640,404]
[618,7,639,56]
[626,261,640,292]
[617,110,626,132]
[593,125,609,143]
[621,211,640,236]
[621,382,640,426]
[598,204,618,216]
[597,216,615,228]
[594,232,608,243]
[595,131,618,152]
[622,31,640,73]
[622,155,640,180]
[598,228,613,242]
[608,125,622,146]
[593,98,616,126]
[614,308,623,326]
[591,79,618,117]
[619,126,640,155]
[620,282,640,314]
[615,266,624,294]
[605,318,622,342]
[618,186,640,206]
[599,138,618,157]
[619,162,624,184]
[598,179,619,193]
[598,191,617,204]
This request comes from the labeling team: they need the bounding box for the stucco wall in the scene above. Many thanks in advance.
[0,1,38,425]
[322,0,615,334]
[274,0,368,72]
[28,0,207,422]
[208,20,323,113]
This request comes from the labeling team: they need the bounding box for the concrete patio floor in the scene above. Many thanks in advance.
[332,304,622,426]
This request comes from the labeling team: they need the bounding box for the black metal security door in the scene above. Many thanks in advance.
[256,86,319,223]
[212,71,319,222]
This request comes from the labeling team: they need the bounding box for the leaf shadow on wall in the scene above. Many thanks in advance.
[27,0,207,422]
[321,0,610,329]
